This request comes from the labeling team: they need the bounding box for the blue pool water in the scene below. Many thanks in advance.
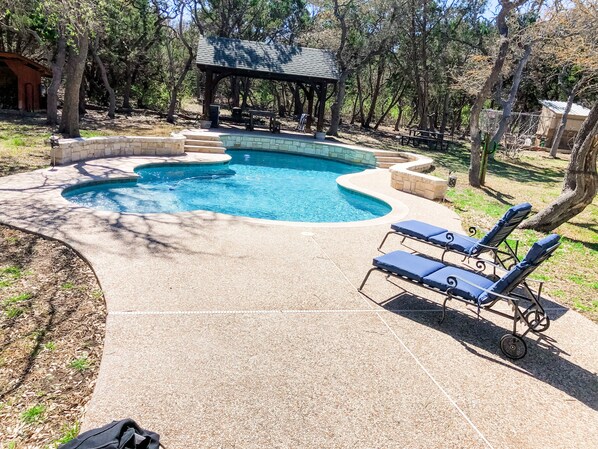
[63,150,391,222]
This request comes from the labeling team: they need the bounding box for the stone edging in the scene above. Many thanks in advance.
[388,153,447,200]
[52,131,446,201]
[216,133,378,167]
[215,132,446,200]
[53,136,185,165]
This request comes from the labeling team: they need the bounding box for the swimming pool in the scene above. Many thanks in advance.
[63,150,392,222]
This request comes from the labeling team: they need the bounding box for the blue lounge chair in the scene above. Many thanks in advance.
[360,234,560,359]
[378,203,532,268]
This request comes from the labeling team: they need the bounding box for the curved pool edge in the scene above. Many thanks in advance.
[60,157,408,228]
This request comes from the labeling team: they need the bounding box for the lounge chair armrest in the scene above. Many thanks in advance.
[446,275,517,304]
[468,226,479,237]
[466,257,508,277]
[522,277,544,285]
[445,232,479,245]
[468,241,501,252]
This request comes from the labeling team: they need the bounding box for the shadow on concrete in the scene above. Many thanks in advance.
[368,289,598,412]
[0,167,262,261]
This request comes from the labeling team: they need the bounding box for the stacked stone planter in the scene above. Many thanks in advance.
[53,136,186,165]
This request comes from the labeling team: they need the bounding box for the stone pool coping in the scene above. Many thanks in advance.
[52,131,449,201]
[201,131,449,201]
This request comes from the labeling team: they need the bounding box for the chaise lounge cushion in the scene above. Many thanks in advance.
[422,266,495,302]
[478,234,561,303]
[501,202,533,223]
[427,232,478,253]
[474,202,532,250]
[373,250,445,282]
[390,220,446,240]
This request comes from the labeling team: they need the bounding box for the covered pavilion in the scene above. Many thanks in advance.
[196,36,339,132]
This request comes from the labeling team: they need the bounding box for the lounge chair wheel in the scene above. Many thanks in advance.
[500,334,527,360]
[523,309,550,333]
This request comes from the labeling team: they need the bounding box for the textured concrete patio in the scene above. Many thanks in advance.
[0,154,596,448]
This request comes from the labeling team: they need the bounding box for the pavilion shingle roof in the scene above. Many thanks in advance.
[196,36,339,82]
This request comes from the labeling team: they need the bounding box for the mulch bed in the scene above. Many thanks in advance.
[0,225,106,448]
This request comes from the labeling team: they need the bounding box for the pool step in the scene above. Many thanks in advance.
[376,155,407,169]
[182,132,226,154]
[184,144,227,153]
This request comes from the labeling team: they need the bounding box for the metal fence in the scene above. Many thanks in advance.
[480,109,541,156]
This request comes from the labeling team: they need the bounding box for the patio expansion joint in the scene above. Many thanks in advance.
[307,235,496,449]
[109,308,454,316]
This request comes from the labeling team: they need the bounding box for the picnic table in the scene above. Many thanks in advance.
[246,110,281,133]
[399,128,449,151]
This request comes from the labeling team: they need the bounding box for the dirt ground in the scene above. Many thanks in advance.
[0,226,106,448]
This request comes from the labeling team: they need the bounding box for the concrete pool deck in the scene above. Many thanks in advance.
[0,154,596,448]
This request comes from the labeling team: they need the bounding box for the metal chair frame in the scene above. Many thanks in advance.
[358,243,559,359]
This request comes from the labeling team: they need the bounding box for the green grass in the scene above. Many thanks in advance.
[445,187,506,218]
[53,422,81,446]
[5,307,24,318]
[44,341,57,351]
[21,404,46,424]
[4,292,32,305]
[61,282,75,290]
[69,356,90,372]
[1,265,24,278]
[79,130,107,138]
[574,299,598,313]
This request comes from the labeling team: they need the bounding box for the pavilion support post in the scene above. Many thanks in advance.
[231,76,240,107]
[307,84,315,132]
[316,82,327,133]
[203,68,214,118]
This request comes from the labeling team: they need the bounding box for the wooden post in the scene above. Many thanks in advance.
[316,82,327,133]
[307,84,315,131]
[203,68,213,117]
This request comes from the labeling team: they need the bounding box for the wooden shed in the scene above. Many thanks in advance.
[0,52,51,112]
[535,100,590,152]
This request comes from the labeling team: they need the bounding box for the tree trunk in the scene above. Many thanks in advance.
[241,78,251,109]
[394,107,403,131]
[522,102,598,231]
[550,77,584,157]
[356,74,366,125]
[375,82,404,130]
[328,71,348,136]
[350,93,359,124]
[469,39,510,186]
[490,44,532,145]
[78,74,86,116]
[167,53,194,124]
[59,33,89,138]
[122,62,132,110]
[363,57,385,128]
[90,41,116,119]
[439,91,449,134]
[47,33,66,126]
[468,0,522,187]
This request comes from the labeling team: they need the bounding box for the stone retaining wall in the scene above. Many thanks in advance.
[53,136,185,165]
[219,134,378,166]
[389,153,447,200]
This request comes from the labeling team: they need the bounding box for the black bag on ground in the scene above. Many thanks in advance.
[57,419,160,449]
